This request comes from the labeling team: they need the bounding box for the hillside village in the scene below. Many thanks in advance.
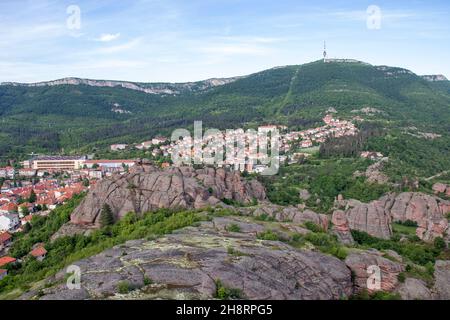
[0,114,364,275]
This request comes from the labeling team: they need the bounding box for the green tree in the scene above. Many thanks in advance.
[100,203,114,227]
[28,189,37,203]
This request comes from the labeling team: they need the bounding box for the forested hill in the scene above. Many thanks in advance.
[0,59,449,160]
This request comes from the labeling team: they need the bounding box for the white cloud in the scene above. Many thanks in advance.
[96,33,121,42]
[94,38,142,54]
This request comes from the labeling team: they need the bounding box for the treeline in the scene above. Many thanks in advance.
[319,122,384,158]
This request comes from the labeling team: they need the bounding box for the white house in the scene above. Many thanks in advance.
[110,144,128,151]
[0,214,20,231]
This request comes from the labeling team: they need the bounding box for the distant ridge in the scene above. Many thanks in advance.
[0,76,242,95]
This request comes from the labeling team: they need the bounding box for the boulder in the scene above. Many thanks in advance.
[396,278,433,300]
[432,183,447,194]
[345,250,404,293]
[70,165,266,226]
[434,260,450,300]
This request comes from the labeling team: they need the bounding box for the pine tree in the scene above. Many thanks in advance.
[28,189,37,203]
[100,203,114,227]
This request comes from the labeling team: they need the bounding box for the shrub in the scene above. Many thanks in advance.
[144,277,153,286]
[117,281,131,294]
[214,280,243,300]
[434,237,446,250]
[257,230,280,241]
[303,221,324,233]
[254,213,275,222]
[226,224,241,233]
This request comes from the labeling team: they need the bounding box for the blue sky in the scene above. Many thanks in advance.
[1,0,449,83]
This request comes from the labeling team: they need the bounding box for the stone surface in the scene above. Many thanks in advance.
[388,193,449,242]
[432,183,447,194]
[434,260,450,300]
[70,165,266,227]
[396,278,433,300]
[335,198,393,240]
[29,217,353,300]
[345,250,404,293]
[252,204,328,231]
[335,192,450,241]
[331,210,354,245]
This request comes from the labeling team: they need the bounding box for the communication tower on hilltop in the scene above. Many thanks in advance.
[323,41,327,62]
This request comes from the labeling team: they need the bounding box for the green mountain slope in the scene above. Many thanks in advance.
[0,60,449,163]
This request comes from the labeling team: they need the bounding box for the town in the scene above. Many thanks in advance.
[0,114,358,274]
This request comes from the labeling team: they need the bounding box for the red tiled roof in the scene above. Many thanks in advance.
[0,203,17,211]
[84,159,136,164]
[30,246,47,258]
[0,256,16,267]
[0,232,12,243]
[22,215,33,223]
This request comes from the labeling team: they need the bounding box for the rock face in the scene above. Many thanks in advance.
[29,216,353,300]
[388,193,449,242]
[396,278,433,300]
[432,183,450,196]
[335,198,393,240]
[345,250,404,293]
[335,192,450,242]
[331,210,354,245]
[70,165,266,226]
[434,260,450,300]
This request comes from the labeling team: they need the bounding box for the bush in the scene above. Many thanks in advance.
[144,277,153,286]
[351,230,439,266]
[257,230,280,241]
[226,224,241,233]
[214,280,243,300]
[397,272,406,283]
[351,289,401,300]
[396,220,418,227]
[303,221,324,233]
[434,237,446,250]
[117,281,131,294]
[254,213,275,222]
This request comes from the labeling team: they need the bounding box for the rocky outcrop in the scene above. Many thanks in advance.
[432,183,450,196]
[331,210,354,245]
[1,76,241,95]
[335,192,450,242]
[252,204,328,230]
[434,260,450,300]
[354,158,389,184]
[28,216,353,300]
[335,198,393,240]
[70,164,266,227]
[345,250,404,293]
[388,193,449,242]
[396,278,433,300]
